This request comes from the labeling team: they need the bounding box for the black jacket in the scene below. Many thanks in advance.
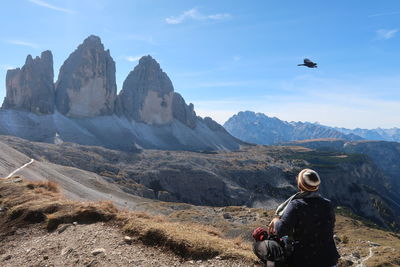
[274,196,340,267]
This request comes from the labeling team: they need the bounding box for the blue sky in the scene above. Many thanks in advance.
[1,0,399,128]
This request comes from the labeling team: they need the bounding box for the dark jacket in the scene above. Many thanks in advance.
[274,196,340,267]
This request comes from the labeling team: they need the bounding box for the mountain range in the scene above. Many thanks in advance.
[0,35,241,151]
[224,111,400,145]
[1,35,399,238]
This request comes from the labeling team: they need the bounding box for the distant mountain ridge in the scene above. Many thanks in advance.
[223,111,362,145]
[334,127,400,142]
[0,35,241,151]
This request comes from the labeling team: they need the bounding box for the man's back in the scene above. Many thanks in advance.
[275,197,339,267]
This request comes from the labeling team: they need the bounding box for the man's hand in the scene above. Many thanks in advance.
[268,217,280,235]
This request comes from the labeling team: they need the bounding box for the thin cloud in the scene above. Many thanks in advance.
[166,8,231,24]
[125,55,144,62]
[233,56,241,62]
[0,65,15,70]
[376,29,398,40]
[368,11,400,18]
[28,0,76,14]
[6,40,39,49]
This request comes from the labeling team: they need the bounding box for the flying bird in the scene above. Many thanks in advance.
[298,58,318,68]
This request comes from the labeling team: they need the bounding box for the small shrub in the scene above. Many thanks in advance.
[26,180,59,193]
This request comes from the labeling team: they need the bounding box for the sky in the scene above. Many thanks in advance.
[0,0,400,129]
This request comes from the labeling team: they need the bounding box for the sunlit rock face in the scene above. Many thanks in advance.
[116,55,198,128]
[55,35,117,117]
[2,51,55,114]
[116,55,174,124]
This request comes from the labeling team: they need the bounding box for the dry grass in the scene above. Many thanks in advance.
[0,177,256,263]
[119,212,255,260]
[0,177,117,232]
[335,214,400,266]
[3,177,398,265]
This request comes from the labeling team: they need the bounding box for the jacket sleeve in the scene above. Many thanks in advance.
[274,201,297,237]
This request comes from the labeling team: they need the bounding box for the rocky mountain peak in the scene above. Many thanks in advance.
[132,55,174,95]
[138,55,160,67]
[224,110,362,145]
[55,35,116,118]
[115,55,199,127]
[1,50,55,114]
[83,35,102,45]
[25,54,33,64]
[115,55,174,124]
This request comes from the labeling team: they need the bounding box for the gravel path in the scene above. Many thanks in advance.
[5,158,34,178]
[0,223,256,267]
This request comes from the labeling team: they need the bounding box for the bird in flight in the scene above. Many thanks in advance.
[298,58,318,68]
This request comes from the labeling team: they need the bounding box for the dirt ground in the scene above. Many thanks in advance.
[0,222,256,267]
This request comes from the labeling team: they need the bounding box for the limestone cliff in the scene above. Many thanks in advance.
[172,92,197,128]
[2,51,54,114]
[115,55,174,124]
[55,35,116,117]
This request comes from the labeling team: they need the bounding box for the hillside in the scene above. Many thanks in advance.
[285,139,400,196]
[0,135,399,232]
[1,177,399,266]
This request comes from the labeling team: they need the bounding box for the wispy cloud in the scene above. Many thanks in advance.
[233,56,241,62]
[0,65,15,70]
[124,55,146,62]
[376,29,398,40]
[28,0,76,14]
[166,8,231,24]
[368,11,400,18]
[6,40,38,49]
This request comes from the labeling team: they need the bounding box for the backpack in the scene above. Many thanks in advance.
[252,227,293,266]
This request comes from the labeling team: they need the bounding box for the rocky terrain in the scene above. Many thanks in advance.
[0,35,240,151]
[0,223,252,267]
[0,135,399,232]
[224,111,362,145]
[0,176,399,267]
[286,139,400,197]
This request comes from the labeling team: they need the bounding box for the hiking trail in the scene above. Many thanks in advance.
[357,247,374,267]
[6,159,35,178]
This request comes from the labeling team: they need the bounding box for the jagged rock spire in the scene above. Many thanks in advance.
[115,55,174,124]
[55,35,117,117]
[2,51,55,114]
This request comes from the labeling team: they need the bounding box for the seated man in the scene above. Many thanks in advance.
[254,169,340,267]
